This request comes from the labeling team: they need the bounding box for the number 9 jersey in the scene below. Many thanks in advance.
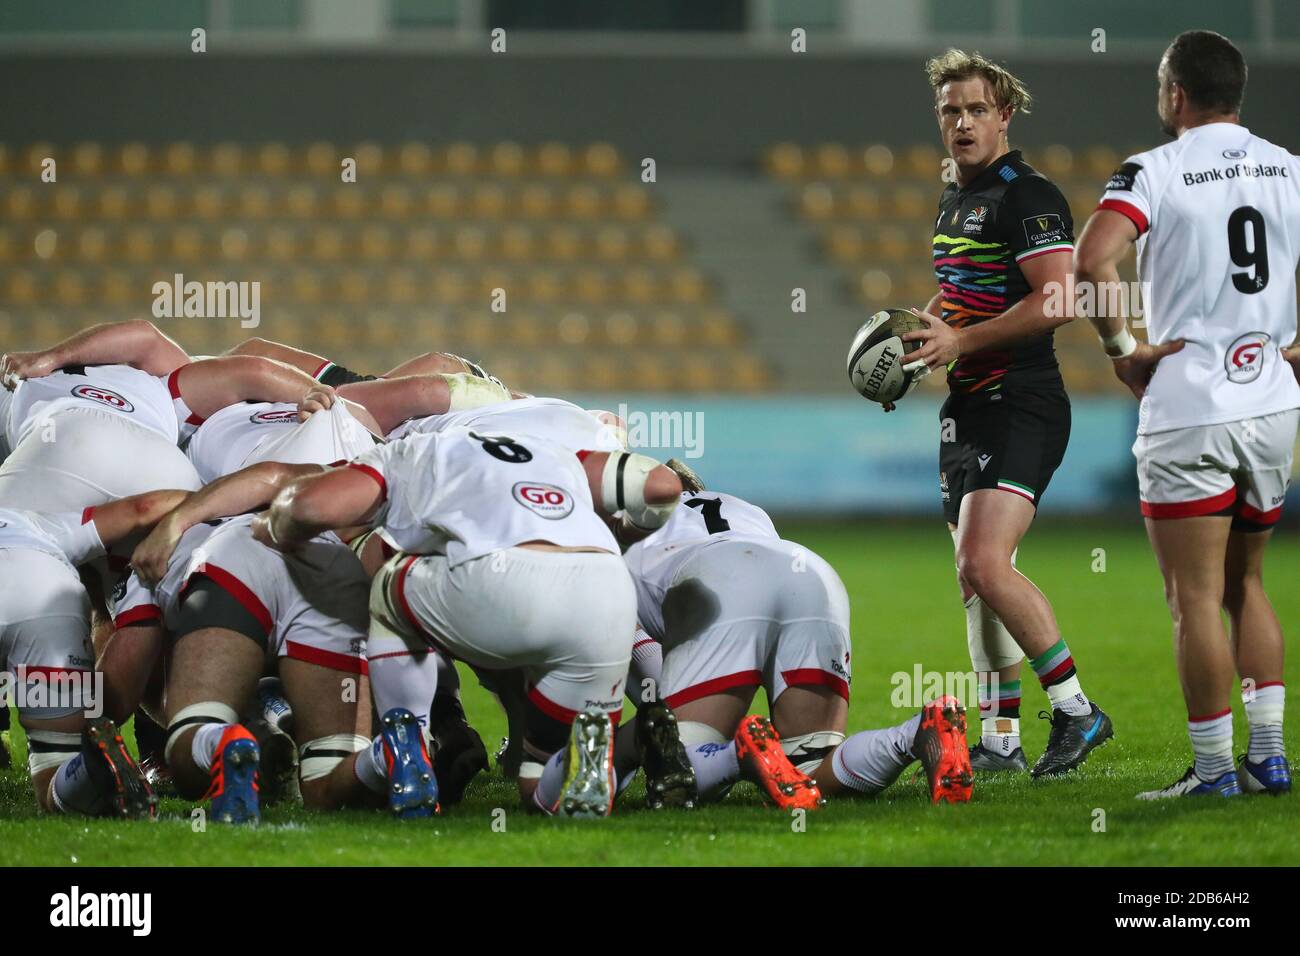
[349,426,618,565]
[1097,123,1300,435]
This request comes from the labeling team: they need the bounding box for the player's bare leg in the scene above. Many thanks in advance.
[956,490,1111,777]
[951,522,1028,771]
[278,658,381,810]
[1138,515,1242,798]
[24,711,155,818]
[164,626,265,822]
[1222,529,1289,792]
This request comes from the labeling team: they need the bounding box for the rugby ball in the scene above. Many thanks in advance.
[846,309,929,404]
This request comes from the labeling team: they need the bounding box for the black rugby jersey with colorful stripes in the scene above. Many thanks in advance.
[932,150,1074,395]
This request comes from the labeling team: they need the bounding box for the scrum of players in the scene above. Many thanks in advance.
[0,317,973,823]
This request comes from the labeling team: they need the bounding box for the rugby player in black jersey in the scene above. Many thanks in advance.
[898,50,1112,777]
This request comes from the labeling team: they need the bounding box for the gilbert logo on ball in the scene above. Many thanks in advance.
[846,309,929,404]
[512,482,573,519]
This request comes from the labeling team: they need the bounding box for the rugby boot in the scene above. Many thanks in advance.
[734,714,824,811]
[635,700,697,810]
[1137,766,1241,800]
[1238,754,1291,795]
[379,707,439,818]
[558,709,616,818]
[430,694,489,806]
[1030,703,1113,778]
[84,718,157,819]
[913,697,973,804]
[969,742,1029,773]
[204,725,260,824]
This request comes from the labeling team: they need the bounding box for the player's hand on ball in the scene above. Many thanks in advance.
[0,349,59,389]
[1112,339,1185,400]
[131,514,186,587]
[297,384,336,421]
[900,309,960,371]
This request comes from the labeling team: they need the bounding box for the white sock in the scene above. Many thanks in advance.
[52,754,109,815]
[531,750,568,814]
[1046,675,1091,717]
[191,723,229,774]
[830,713,921,795]
[980,717,1021,755]
[685,740,740,799]
[368,618,439,728]
[353,735,389,793]
[1188,710,1235,781]
[629,632,663,706]
[1245,683,1285,761]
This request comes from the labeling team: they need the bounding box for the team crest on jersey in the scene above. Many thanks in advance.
[963,206,988,233]
[71,384,134,412]
[1225,332,1269,384]
[250,409,299,425]
[512,482,573,520]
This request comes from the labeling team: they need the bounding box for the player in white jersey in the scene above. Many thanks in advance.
[0,349,330,512]
[113,464,385,824]
[1075,30,1299,800]
[624,487,973,808]
[255,427,684,816]
[0,489,189,817]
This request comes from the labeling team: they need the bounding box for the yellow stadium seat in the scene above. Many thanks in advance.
[453,226,489,261]
[825,225,864,263]
[352,142,384,178]
[171,226,204,262]
[144,186,178,220]
[846,186,882,219]
[258,143,292,176]
[499,224,535,261]
[518,184,555,219]
[583,142,621,177]
[489,141,526,177]
[72,142,104,177]
[1084,145,1121,179]
[556,310,591,345]
[858,268,893,302]
[163,142,197,175]
[361,226,394,261]
[611,185,649,220]
[593,226,630,261]
[332,187,367,219]
[239,186,274,219]
[890,186,930,219]
[764,142,805,180]
[53,272,87,306]
[52,187,82,221]
[78,227,108,263]
[444,142,479,176]
[605,311,640,346]
[527,268,565,304]
[814,143,852,178]
[266,226,298,262]
[118,142,151,176]
[546,225,583,261]
[337,270,370,305]
[471,184,508,219]
[536,142,574,177]
[220,227,250,261]
[304,141,337,177]
[6,186,37,221]
[903,144,943,179]
[24,142,54,176]
[397,142,435,176]
[384,270,420,305]
[621,268,657,306]
[5,270,39,306]
[565,185,602,219]
[123,227,155,263]
[193,185,225,219]
[405,227,441,260]
[100,270,134,306]
[573,268,612,305]
[650,311,687,347]
[861,144,895,178]
[380,185,414,219]
[424,184,460,218]
[210,142,244,176]
[798,182,836,221]
[641,224,680,260]
[311,227,346,262]
[1039,144,1075,179]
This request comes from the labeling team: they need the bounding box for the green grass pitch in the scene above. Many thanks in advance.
[1,520,1296,866]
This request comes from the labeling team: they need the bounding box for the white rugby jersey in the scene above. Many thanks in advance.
[187,402,377,483]
[0,506,105,571]
[622,491,779,641]
[351,426,617,566]
[110,517,232,628]
[388,396,626,453]
[6,364,180,449]
[1097,123,1300,434]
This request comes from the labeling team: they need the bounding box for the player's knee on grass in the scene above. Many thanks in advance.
[299,734,373,810]
[165,701,242,799]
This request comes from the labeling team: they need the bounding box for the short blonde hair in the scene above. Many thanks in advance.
[925,48,1032,114]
